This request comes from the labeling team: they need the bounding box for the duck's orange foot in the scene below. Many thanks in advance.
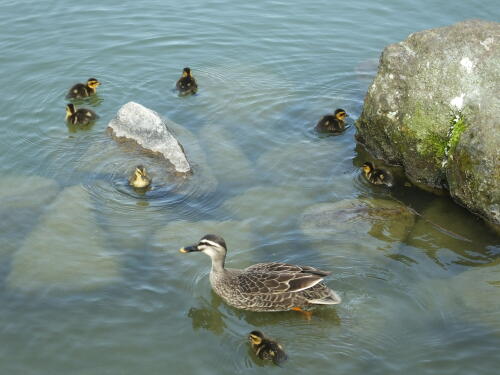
[291,307,313,320]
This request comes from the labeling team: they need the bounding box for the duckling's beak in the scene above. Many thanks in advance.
[179,245,199,253]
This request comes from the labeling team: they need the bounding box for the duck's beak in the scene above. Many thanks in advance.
[179,245,199,253]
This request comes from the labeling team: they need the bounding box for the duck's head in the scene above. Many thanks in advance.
[334,108,348,121]
[179,234,227,259]
[65,103,76,118]
[249,331,264,345]
[134,164,148,178]
[87,78,101,89]
[182,67,192,77]
[362,161,374,175]
[131,165,151,186]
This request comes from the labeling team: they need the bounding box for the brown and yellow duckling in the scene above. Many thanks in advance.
[248,331,287,366]
[315,108,348,133]
[129,165,152,189]
[176,67,198,96]
[66,78,101,99]
[362,161,394,187]
[65,103,98,126]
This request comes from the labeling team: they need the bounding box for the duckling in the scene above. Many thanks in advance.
[176,67,198,96]
[248,331,287,366]
[315,108,348,133]
[66,78,101,99]
[65,103,98,126]
[362,161,394,187]
[129,165,152,189]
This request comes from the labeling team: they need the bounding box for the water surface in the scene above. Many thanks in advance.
[1,1,499,374]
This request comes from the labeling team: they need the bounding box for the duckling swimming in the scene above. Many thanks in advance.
[248,331,287,366]
[362,161,394,187]
[176,67,198,96]
[315,108,348,133]
[65,103,98,126]
[66,78,101,99]
[129,165,152,189]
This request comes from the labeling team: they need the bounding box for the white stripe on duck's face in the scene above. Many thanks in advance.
[197,239,226,257]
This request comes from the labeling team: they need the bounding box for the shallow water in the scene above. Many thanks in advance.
[1,1,499,374]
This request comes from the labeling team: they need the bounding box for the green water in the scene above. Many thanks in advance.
[1,1,499,374]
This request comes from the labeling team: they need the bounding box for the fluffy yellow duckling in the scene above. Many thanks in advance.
[362,161,394,187]
[66,78,101,99]
[65,103,98,126]
[248,331,287,366]
[129,165,152,189]
[176,67,198,96]
[315,108,348,133]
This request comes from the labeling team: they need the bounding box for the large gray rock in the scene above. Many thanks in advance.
[356,20,500,224]
[108,102,192,174]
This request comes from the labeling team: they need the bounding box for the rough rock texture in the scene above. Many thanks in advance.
[8,185,120,292]
[108,102,191,174]
[356,20,500,224]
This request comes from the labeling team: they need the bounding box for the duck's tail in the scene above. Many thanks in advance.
[308,288,342,305]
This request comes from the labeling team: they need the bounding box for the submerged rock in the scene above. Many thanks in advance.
[108,102,191,174]
[8,185,120,292]
[0,175,59,209]
[199,122,255,188]
[300,198,415,242]
[0,176,59,259]
[356,20,500,224]
[223,185,313,236]
[414,261,500,332]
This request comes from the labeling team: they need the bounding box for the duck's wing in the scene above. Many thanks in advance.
[245,262,330,277]
[236,269,327,295]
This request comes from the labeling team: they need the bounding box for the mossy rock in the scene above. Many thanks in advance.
[356,20,500,224]
[8,185,120,292]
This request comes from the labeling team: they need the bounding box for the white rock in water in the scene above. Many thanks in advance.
[108,102,191,174]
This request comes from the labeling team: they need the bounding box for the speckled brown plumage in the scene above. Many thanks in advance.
[180,235,341,312]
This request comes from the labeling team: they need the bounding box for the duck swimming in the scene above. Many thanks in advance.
[315,108,348,133]
[129,165,152,189]
[66,78,101,99]
[179,234,341,316]
[248,331,287,365]
[65,103,98,126]
[176,67,198,96]
[362,161,394,187]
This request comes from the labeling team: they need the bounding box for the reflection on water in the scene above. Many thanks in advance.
[0,0,499,374]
